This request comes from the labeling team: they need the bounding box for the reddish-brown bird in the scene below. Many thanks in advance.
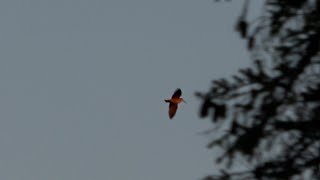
[164,88,186,119]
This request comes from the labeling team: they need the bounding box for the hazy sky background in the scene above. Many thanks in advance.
[0,0,258,180]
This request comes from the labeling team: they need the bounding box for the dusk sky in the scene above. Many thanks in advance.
[0,0,258,179]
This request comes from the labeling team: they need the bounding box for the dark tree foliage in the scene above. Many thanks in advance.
[196,0,320,179]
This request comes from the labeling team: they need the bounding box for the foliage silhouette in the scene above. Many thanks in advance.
[197,0,320,179]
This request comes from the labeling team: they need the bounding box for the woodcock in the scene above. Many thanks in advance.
[164,88,186,119]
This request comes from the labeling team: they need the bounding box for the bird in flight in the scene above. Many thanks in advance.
[164,88,186,119]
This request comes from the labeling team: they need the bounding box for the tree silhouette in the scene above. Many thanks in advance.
[197,0,320,179]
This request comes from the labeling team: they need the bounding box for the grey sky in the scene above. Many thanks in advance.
[0,0,253,180]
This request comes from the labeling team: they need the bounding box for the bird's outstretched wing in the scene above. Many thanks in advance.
[171,88,182,99]
[168,103,178,119]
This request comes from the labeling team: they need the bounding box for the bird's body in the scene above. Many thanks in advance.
[164,88,186,119]
[164,98,184,104]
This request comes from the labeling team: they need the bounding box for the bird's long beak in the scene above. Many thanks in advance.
[183,99,187,104]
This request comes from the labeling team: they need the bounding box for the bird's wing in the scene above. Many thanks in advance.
[171,88,182,98]
[168,103,178,119]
